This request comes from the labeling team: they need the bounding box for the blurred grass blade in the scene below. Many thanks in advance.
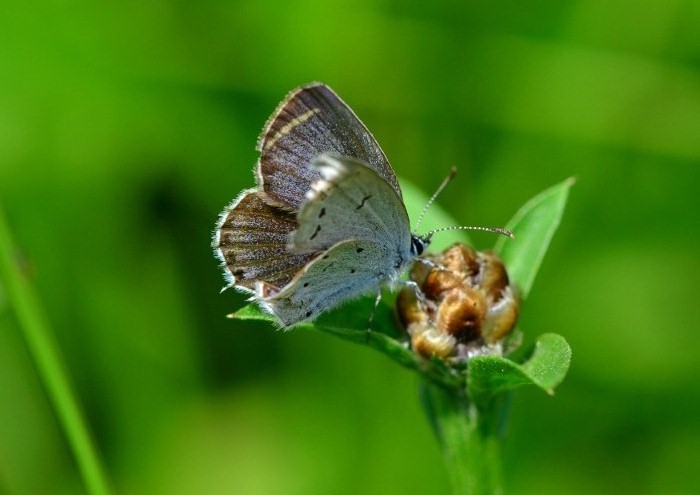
[0,204,112,495]
[467,333,571,404]
[494,178,575,299]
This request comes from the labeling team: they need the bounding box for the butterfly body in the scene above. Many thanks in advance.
[214,83,428,327]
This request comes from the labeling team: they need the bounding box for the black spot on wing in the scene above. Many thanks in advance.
[310,225,321,240]
[355,194,372,210]
[319,208,326,218]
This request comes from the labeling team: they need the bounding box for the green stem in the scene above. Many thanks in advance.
[420,380,504,495]
[0,204,112,495]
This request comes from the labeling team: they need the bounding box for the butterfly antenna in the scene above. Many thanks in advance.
[414,166,458,232]
[424,225,514,239]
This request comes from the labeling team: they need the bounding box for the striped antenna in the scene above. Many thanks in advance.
[424,225,514,239]
[414,166,457,232]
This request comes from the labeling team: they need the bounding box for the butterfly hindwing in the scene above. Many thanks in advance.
[214,190,316,291]
[262,239,393,327]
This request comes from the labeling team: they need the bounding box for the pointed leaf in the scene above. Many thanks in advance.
[494,178,574,298]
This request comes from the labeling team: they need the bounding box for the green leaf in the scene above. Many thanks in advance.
[494,178,575,299]
[232,303,275,322]
[233,301,466,389]
[519,333,572,391]
[467,333,571,404]
[233,295,398,338]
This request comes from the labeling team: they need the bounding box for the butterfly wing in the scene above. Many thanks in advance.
[262,239,393,326]
[257,83,402,210]
[291,154,413,257]
[261,154,415,327]
[216,84,413,325]
[214,190,316,291]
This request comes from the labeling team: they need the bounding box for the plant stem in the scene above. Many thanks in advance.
[420,380,504,495]
[0,204,112,495]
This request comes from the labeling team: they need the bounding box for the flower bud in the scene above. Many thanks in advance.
[397,244,519,361]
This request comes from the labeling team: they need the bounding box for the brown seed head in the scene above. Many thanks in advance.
[437,287,487,342]
[408,323,457,359]
[423,270,464,299]
[397,243,519,361]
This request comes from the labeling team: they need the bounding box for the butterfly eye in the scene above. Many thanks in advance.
[411,235,426,256]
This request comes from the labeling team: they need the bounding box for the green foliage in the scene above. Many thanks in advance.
[1,2,698,493]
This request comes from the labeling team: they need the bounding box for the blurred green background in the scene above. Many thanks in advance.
[1,0,699,494]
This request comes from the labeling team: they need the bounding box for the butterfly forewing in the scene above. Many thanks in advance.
[257,83,402,210]
[291,154,412,258]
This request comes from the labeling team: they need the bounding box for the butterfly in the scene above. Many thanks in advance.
[214,83,437,327]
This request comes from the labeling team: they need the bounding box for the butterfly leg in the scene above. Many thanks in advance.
[365,288,383,342]
[415,257,449,272]
[397,279,434,328]
[415,257,436,268]
[399,279,426,305]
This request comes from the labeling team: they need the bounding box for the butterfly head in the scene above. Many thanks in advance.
[410,234,431,257]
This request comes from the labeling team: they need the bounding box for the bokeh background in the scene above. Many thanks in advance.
[1,1,699,494]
